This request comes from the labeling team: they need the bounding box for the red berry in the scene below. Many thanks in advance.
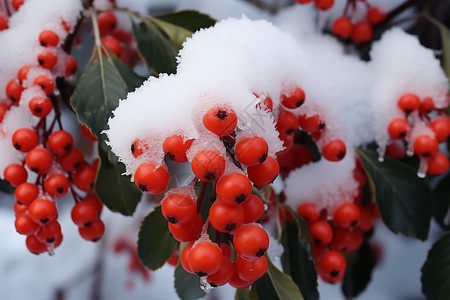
[14,182,39,206]
[168,213,203,242]
[180,242,195,273]
[188,241,223,276]
[48,130,73,156]
[11,0,24,11]
[12,128,38,152]
[322,139,346,161]
[427,152,449,176]
[357,207,374,232]
[65,55,78,77]
[420,97,435,115]
[297,203,320,223]
[209,199,244,233]
[17,66,29,84]
[235,255,268,282]
[73,165,97,192]
[281,87,305,109]
[0,15,9,31]
[38,51,58,69]
[397,93,420,114]
[233,223,269,261]
[191,150,226,182]
[431,118,450,142]
[98,12,117,35]
[216,173,252,205]
[351,22,373,43]
[161,193,196,224]
[58,147,84,172]
[298,113,325,133]
[25,148,53,175]
[36,220,62,244]
[317,250,346,283]
[202,106,238,136]
[228,268,253,289]
[277,109,298,135]
[330,227,364,252]
[413,135,439,157]
[72,201,99,227]
[367,7,386,25]
[28,198,58,225]
[387,118,410,140]
[332,17,353,38]
[83,194,103,215]
[295,0,313,3]
[101,37,122,56]
[6,79,23,102]
[130,138,148,158]
[44,173,69,198]
[79,219,105,241]
[235,136,269,166]
[3,163,28,187]
[206,256,234,286]
[33,75,54,95]
[310,221,333,245]
[14,201,28,216]
[0,102,9,123]
[385,140,406,159]
[26,235,48,255]
[29,97,52,118]
[15,214,39,236]
[162,135,194,162]
[247,156,279,186]
[241,195,265,223]
[333,202,360,228]
[134,163,169,194]
[315,0,334,10]
[39,30,59,47]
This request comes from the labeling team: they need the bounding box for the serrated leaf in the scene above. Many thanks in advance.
[421,231,450,300]
[342,242,376,298]
[358,149,432,240]
[132,19,177,74]
[235,288,259,300]
[137,205,177,270]
[95,145,141,215]
[253,256,304,300]
[433,173,450,230]
[152,10,216,48]
[281,214,319,300]
[174,264,205,300]
[71,47,145,145]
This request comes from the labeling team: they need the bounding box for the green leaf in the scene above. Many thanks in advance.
[71,47,145,145]
[95,145,142,215]
[421,231,450,300]
[342,242,376,298]
[174,264,205,300]
[137,205,177,270]
[0,179,14,194]
[281,213,319,300]
[235,288,259,300]
[132,19,177,74]
[433,173,450,230]
[437,21,450,79]
[253,256,304,300]
[357,149,432,240]
[152,10,216,48]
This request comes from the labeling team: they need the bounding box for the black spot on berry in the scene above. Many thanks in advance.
[235,194,247,204]
[14,142,21,150]
[31,167,40,173]
[259,153,268,164]
[350,220,358,227]
[423,152,431,158]
[286,128,295,135]
[74,162,81,169]
[337,151,345,159]
[204,172,216,181]
[40,218,49,224]
[256,248,266,258]
[34,107,42,114]
[84,221,92,227]
[46,238,55,243]
[296,99,304,107]
[195,271,207,277]
[38,59,45,65]
[57,187,64,194]
[131,143,136,154]
[10,96,18,102]
[40,41,47,47]
[405,109,412,114]
[314,238,322,245]
[319,123,326,130]
[92,238,100,242]
[64,144,72,152]
[399,131,406,138]
[209,282,217,288]
[330,270,340,277]
[225,223,236,232]
[214,110,228,121]
[166,152,175,160]
[167,216,178,224]
[138,183,147,192]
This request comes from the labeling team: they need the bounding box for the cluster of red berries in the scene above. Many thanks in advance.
[1,8,105,254]
[386,94,450,176]
[97,11,137,66]
[331,2,386,43]
[295,0,335,11]
[0,0,26,31]
[296,157,378,283]
[269,86,347,163]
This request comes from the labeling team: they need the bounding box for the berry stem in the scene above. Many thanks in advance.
[197,180,207,213]
[2,0,11,17]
